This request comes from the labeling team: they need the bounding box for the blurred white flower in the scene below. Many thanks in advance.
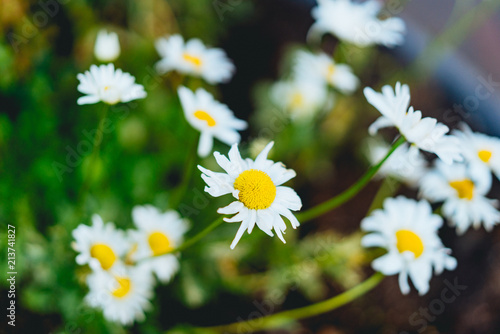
[361,196,457,295]
[85,265,153,326]
[293,50,359,94]
[155,34,235,84]
[270,78,330,121]
[94,29,120,62]
[364,82,463,164]
[198,142,302,249]
[308,0,405,48]
[72,214,129,271]
[454,123,500,180]
[178,86,247,157]
[77,64,146,105]
[420,161,499,234]
[128,205,189,283]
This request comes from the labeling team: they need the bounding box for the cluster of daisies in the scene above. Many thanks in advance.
[71,0,500,327]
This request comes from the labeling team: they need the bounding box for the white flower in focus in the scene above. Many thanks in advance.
[270,78,330,121]
[72,214,129,271]
[293,50,359,94]
[420,161,499,234]
[128,205,189,283]
[308,0,405,48]
[85,266,153,325]
[94,29,120,62]
[365,137,427,187]
[198,142,302,249]
[454,123,500,180]
[361,196,457,295]
[77,64,147,105]
[155,34,235,84]
[178,86,247,157]
[364,82,463,164]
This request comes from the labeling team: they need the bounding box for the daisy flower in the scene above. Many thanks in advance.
[178,86,247,158]
[293,50,359,94]
[72,214,130,271]
[94,29,120,62]
[85,265,153,325]
[364,82,463,164]
[77,64,146,105]
[454,123,500,180]
[155,34,235,84]
[365,137,427,187]
[420,161,499,234]
[128,205,189,283]
[308,0,406,48]
[361,196,457,295]
[270,78,330,121]
[198,142,302,249]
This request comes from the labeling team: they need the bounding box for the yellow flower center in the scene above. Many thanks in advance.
[193,110,216,127]
[112,277,131,298]
[183,53,203,67]
[478,149,492,163]
[104,85,110,91]
[233,169,276,210]
[395,230,424,258]
[90,243,116,270]
[148,231,174,256]
[326,63,335,77]
[449,179,474,200]
[290,92,303,109]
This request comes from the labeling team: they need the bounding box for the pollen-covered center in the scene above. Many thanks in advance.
[112,276,131,298]
[478,149,492,163]
[194,110,216,127]
[449,179,474,200]
[326,63,335,78]
[290,92,304,109]
[148,231,174,256]
[90,243,116,270]
[183,53,203,67]
[234,169,277,210]
[395,230,424,258]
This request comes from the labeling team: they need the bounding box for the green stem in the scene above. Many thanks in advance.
[201,272,384,333]
[169,134,199,209]
[296,136,406,223]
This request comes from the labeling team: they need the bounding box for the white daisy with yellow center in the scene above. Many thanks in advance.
[361,196,457,295]
[198,142,302,249]
[128,205,189,283]
[420,161,499,234]
[72,214,129,271]
[178,86,247,158]
[453,123,500,181]
[308,0,405,48]
[77,64,146,105]
[85,265,153,325]
[364,82,463,164]
[293,50,359,94]
[155,34,235,84]
[94,29,120,62]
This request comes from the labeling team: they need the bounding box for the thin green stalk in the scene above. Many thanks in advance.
[169,134,199,209]
[201,272,384,333]
[296,136,406,223]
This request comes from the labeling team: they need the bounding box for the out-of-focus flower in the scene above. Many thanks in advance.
[454,123,500,180]
[128,205,189,283]
[308,0,405,48]
[361,196,457,295]
[420,161,499,234]
[72,214,129,271]
[293,50,359,94]
[155,34,235,84]
[198,142,302,249]
[178,86,247,157]
[270,78,330,121]
[77,64,146,105]
[364,82,462,164]
[94,29,120,62]
[365,137,427,187]
[85,266,153,325]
